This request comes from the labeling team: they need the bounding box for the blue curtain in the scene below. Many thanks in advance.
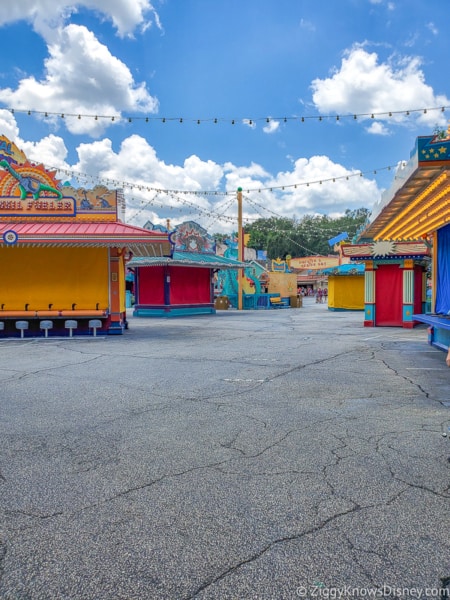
[435,224,450,314]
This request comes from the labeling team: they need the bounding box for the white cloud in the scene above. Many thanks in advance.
[310,46,449,131]
[0,110,20,142]
[0,24,158,137]
[19,134,70,169]
[299,19,315,33]
[0,0,159,38]
[366,121,390,135]
[263,120,280,134]
[266,155,380,215]
[427,22,438,36]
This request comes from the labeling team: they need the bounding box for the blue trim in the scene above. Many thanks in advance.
[328,307,364,312]
[134,306,215,317]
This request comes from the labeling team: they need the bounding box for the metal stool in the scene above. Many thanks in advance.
[64,319,78,337]
[16,321,29,338]
[88,319,102,337]
[40,320,53,338]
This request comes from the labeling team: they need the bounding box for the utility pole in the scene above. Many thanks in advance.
[237,187,243,310]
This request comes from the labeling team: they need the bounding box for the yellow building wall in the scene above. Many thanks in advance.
[268,272,297,297]
[0,247,109,310]
[328,275,364,310]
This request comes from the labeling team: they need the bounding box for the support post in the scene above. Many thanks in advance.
[237,187,243,310]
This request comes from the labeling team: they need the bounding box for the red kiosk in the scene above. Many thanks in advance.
[128,221,246,317]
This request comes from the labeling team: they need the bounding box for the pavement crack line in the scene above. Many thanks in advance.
[12,354,105,382]
[181,504,365,600]
[5,509,64,520]
[378,357,431,398]
[219,429,294,459]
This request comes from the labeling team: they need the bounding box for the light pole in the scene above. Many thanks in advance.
[237,187,243,310]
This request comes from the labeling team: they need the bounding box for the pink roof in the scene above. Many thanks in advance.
[0,222,172,256]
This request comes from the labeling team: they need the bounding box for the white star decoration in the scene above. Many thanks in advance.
[371,240,396,256]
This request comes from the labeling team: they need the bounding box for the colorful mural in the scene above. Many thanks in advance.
[0,140,118,220]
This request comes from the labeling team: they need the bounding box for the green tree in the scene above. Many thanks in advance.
[245,208,370,259]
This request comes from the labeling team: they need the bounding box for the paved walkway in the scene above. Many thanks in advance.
[0,298,449,599]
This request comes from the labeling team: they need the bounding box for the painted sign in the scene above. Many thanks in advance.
[0,135,27,164]
[417,130,450,162]
[341,240,429,259]
[0,135,118,220]
[0,197,75,217]
[173,221,215,253]
[290,256,340,270]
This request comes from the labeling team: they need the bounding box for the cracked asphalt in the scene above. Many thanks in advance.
[0,297,449,600]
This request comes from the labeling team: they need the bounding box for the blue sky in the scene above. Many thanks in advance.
[0,0,448,233]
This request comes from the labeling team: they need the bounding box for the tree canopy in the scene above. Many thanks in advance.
[243,208,370,259]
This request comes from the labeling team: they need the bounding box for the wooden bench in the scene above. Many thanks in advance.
[269,297,289,309]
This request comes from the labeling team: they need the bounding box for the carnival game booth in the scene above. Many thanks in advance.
[348,132,450,347]
[129,221,246,317]
[341,239,429,327]
[341,134,450,329]
[0,135,171,337]
[319,263,365,311]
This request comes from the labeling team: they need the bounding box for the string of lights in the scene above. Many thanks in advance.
[6,104,448,125]
[50,161,400,197]
[203,196,236,231]
[44,161,396,233]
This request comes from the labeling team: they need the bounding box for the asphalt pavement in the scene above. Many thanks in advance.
[0,297,449,600]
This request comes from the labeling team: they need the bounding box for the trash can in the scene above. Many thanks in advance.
[290,295,301,308]
[215,296,229,310]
